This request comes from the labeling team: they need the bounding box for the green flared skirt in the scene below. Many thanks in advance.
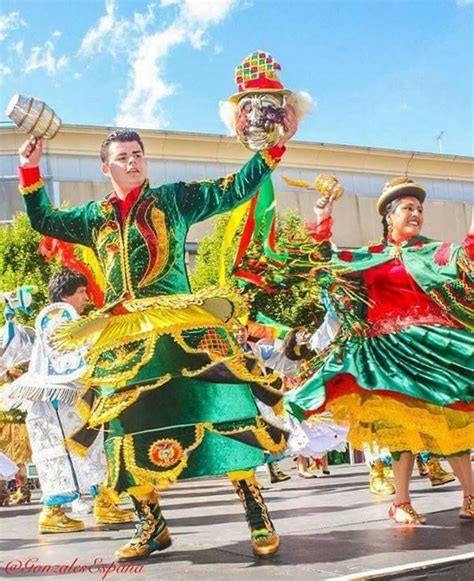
[104,377,285,492]
[285,324,474,455]
[65,302,286,491]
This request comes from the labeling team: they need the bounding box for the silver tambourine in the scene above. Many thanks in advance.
[5,94,61,139]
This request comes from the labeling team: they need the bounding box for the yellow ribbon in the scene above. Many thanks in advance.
[218,201,251,287]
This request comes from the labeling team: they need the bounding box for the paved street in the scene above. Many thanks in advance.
[0,462,473,581]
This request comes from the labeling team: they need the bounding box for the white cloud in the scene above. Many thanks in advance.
[79,0,155,58]
[0,63,12,76]
[25,40,69,76]
[456,0,474,6]
[116,24,184,127]
[162,0,235,24]
[79,0,118,56]
[188,28,206,49]
[52,30,62,38]
[73,72,82,80]
[0,11,26,41]
[79,0,236,128]
[10,40,24,56]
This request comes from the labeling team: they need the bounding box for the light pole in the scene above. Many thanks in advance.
[436,131,445,154]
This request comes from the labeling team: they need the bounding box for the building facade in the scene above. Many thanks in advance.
[1,125,472,262]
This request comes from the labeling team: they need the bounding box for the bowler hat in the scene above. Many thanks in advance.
[377,177,426,215]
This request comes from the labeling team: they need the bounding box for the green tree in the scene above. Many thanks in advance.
[0,212,59,324]
[191,212,324,330]
[191,214,231,290]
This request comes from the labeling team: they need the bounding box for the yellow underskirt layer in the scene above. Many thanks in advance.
[328,393,474,455]
[0,423,32,464]
[89,304,225,354]
[53,286,246,352]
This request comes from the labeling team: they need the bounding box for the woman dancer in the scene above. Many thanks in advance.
[284,176,473,523]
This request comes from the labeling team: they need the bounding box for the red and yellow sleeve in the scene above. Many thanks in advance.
[18,166,44,195]
[260,145,286,170]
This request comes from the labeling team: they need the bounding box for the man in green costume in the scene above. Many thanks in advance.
[16,99,297,559]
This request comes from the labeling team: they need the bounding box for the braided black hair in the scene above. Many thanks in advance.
[381,198,403,239]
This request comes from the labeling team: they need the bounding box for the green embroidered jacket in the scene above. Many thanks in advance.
[21,151,279,308]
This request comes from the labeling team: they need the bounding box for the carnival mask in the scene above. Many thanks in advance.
[235,93,286,151]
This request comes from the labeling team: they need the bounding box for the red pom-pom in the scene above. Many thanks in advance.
[338,250,354,262]
[368,243,385,253]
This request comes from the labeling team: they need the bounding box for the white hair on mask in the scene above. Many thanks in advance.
[218,100,237,134]
[289,91,314,121]
[218,91,314,135]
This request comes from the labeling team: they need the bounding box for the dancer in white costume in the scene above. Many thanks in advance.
[235,320,348,479]
[0,287,35,505]
[0,288,35,384]
[7,269,134,532]
[286,313,348,478]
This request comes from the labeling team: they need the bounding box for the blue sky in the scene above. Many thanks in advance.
[0,0,472,155]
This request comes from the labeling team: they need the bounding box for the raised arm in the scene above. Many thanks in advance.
[310,192,336,244]
[175,146,284,225]
[175,105,298,226]
[17,136,96,247]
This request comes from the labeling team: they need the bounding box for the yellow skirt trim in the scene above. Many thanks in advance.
[328,393,474,455]
[59,303,280,427]
[121,424,208,490]
[107,420,286,490]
